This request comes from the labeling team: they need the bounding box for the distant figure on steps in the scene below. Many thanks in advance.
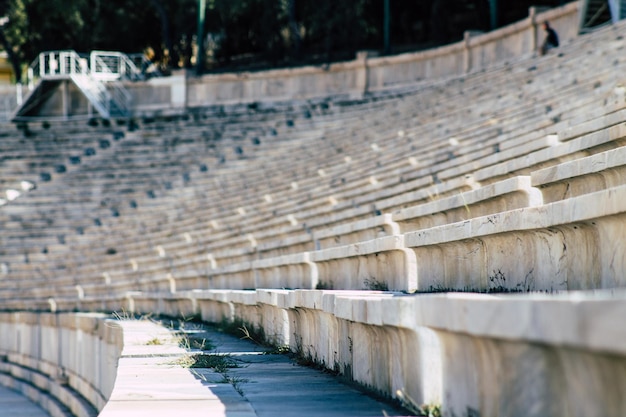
[540,21,559,56]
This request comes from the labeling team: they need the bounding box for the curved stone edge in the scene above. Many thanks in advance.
[0,312,123,417]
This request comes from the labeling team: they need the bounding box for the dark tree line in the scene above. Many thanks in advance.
[0,0,567,81]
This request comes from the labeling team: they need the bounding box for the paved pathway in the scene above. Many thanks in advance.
[0,385,50,417]
[100,320,414,417]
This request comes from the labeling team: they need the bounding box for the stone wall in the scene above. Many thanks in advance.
[129,2,579,114]
[7,2,580,119]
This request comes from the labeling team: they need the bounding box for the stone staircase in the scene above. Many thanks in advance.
[13,50,136,121]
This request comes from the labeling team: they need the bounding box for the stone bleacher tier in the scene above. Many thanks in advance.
[3,15,626,417]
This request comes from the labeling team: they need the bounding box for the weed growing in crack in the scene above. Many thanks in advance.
[145,337,163,345]
[264,345,290,355]
[315,280,334,289]
[220,374,249,396]
[178,334,214,351]
[238,324,261,345]
[177,353,248,396]
[393,389,441,417]
[111,309,152,321]
[423,268,538,294]
[176,353,240,372]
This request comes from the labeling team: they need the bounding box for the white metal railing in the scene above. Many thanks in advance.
[89,53,132,114]
[69,73,111,116]
[107,79,132,115]
[90,51,144,81]
[23,49,139,118]
[27,50,144,89]
[27,50,88,89]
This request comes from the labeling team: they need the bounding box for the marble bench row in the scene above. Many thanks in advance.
[173,181,626,293]
[41,141,626,282]
[4,43,624,280]
[11,99,615,267]
[5,285,626,416]
[3,52,588,214]
[0,65,608,247]
[3,139,625,289]
[0,170,569,288]
[49,93,626,263]
[4,176,625,300]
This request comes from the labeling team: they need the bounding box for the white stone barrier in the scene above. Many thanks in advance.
[0,312,123,416]
[253,252,318,289]
[310,234,418,292]
[393,176,543,232]
[404,184,626,292]
[313,213,399,250]
[531,145,626,203]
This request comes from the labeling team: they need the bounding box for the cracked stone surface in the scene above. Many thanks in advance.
[99,320,412,417]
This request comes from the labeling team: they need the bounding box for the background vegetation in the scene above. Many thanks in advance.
[0,0,568,80]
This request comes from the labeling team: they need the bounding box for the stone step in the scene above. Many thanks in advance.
[0,385,50,417]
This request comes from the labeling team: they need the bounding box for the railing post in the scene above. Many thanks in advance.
[39,53,44,77]
[91,53,96,77]
[62,80,69,119]
[119,53,126,77]
[80,57,88,75]
[16,83,22,106]
[59,52,65,75]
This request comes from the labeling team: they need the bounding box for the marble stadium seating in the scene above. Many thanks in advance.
[3,13,626,417]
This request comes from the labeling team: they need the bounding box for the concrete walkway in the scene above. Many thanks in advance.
[0,385,50,417]
[100,319,413,417]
